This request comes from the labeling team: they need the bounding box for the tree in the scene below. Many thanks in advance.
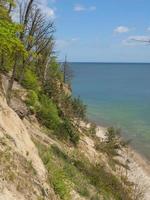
[36,37,54,85]
[16,0,54,83]
[0,0,55,104]
[0,0,27,104]
[71,96,87,119]
[62,56,73,86]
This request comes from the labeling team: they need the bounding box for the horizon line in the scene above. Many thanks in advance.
[67,61,150,64]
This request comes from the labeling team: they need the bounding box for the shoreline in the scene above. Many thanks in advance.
[127,144,150,175]
[95,125,150,200]
[123,146,150,199]
[90,117,150,162]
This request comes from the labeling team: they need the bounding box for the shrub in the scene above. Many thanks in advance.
[37,94,61,130]
[58,118,80,145]
[63,163,90,197]
[36,143,71,200]
[26,90,40,112]
[73,159,132,200]
[50,145,90,198]
[22,69,39,91]
[87,123,96,136]
[71,96,87,119]
[50,169,70,200]
[59,95,86,121]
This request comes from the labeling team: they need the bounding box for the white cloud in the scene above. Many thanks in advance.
[147,27,150,31]
[74,4,96,12]
[38,0,56,18]
[123,35,150,45]
[12,0,56,22]
[56,38,80,49]
[114,26,130,34]
[43,7,55,18]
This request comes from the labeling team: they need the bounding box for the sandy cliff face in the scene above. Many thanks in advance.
[0,77,58,200]
[0,75,149,200]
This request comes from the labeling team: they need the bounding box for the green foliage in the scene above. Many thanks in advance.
[51,145,69,161]
[59,95,86,121]
[89,123,97,136]
[43,58,63,103]
[26,90,39,107]
[22,69,39,91]
[71,96,87,119]
[47,145,90,198]
[0,2,10,21]
[37,94,61,130]
[95,127,130,170]
[72,157,132,200]
[50,145,132,200]
[0,2,27,72]
[0,14,26,55]
[50,169,70,200]
[106,127,120,141]
[49,57,63,81]
[43,77,61,103]
[105,127,122,156]
[25,90,40,112]
[58,118,80,145]
[63,163,90,197]
[36,143,71,200]
[62,58,73,85]
[95,127,121,157]
[35,137,134,200]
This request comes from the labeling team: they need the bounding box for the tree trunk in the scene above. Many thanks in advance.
[20,0,34,41]
[8,3,12,14]
[6,59,17,105]
[0,51,4,70]
[18,59,25,84]
[43,58,50,84]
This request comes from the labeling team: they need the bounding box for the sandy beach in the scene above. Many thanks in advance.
[96,125,150,200]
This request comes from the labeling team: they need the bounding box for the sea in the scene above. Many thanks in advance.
[71,62,150,161]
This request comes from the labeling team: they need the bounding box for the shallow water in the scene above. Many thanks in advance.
[71,62,150,160]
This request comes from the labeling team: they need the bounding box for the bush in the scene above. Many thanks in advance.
[58,118,80,145]
[59,95,86,121]
[71,96,87,119]
[26,90,40,112]
[51,169,71,200]
[36,143,71,200]
[50,145,90,198]
[37,94,61,130]
[73,159,132,200]
[22,69,39,91]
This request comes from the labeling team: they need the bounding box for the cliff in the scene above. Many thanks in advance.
[0,76,59,200]
[0,75,148,200]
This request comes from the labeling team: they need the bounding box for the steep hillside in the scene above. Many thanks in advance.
[0,77,59,200]
[0,75,145,200]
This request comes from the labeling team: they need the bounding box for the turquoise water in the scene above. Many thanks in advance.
[71,63,150,160]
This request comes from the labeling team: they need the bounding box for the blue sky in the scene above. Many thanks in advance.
[43,0,150,62]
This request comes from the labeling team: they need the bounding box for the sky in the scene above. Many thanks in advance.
[42,0,150,62]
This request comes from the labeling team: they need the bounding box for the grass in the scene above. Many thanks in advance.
[35,142,92,199]
[51,145,91,197]
[51,145,134,200]
[36,142,71,200]
[35,138,135,200]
